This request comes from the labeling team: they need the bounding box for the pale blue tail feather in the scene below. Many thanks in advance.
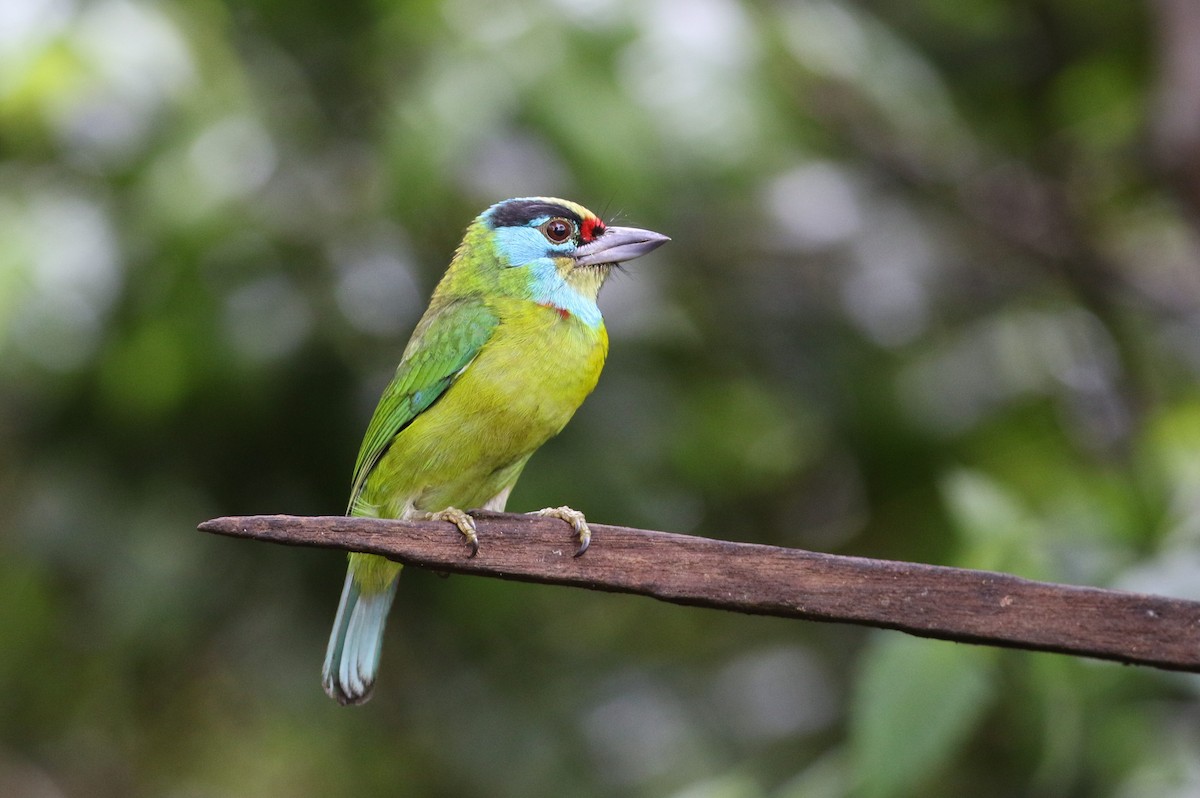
[322,570,399,705]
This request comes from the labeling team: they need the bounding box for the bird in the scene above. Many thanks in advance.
[322,197,669,704]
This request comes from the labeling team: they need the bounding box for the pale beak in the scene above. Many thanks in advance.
[573,225,670,267]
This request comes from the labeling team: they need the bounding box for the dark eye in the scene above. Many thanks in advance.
[542,218,574,244]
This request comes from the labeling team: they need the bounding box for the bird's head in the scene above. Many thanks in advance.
[453,197,668,321]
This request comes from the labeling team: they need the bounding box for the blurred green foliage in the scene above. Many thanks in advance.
[3,0,1200,796]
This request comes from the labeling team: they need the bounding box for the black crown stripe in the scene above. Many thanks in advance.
[489,199,583,229]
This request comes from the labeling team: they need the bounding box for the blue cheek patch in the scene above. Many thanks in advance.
[491,222,602,328]
[492,223,571,268]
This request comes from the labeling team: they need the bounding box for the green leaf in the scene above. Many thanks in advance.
[850,633,997,798]
[941,469,1047,577]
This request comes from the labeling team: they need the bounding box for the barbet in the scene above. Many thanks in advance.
[323,197,669,704]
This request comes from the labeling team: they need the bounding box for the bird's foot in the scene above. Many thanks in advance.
[532,506,591,557]
[418,507,479,557]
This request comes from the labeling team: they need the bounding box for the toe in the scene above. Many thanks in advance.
[424,508,480,557]
[534,506,592,557]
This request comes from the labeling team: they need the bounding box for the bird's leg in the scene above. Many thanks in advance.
[413,507,479,557]
[532,506,591,557]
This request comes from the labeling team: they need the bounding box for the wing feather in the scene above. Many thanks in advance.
[347,297,498,511]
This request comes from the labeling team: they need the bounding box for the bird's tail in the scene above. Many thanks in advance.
[322,553,402,705]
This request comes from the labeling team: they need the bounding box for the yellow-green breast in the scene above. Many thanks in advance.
[358,299,608,517]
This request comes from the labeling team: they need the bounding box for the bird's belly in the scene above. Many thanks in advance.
[363,313,607,515]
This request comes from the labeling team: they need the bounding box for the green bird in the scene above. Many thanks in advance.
[323,197,669,704]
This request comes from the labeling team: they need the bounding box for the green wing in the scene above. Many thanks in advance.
[347,297,498,512]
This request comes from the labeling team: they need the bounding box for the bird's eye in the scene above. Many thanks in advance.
[542,218,574,244]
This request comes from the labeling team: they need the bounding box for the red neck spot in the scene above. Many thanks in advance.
[539,302,572,320]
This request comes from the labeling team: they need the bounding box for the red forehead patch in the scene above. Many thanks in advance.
[580,217,606,242]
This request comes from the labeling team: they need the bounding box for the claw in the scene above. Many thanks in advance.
[419,508,479,557]
[533,506,592,557]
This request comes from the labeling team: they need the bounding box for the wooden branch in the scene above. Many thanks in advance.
[198,512,1200,673]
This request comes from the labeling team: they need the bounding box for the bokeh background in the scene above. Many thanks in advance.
[4,0,1200,795]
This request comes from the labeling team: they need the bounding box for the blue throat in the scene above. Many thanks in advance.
[525,260,603,328]
[491,225,604,328]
